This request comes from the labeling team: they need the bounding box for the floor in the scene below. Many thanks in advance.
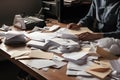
[0,60,21,80]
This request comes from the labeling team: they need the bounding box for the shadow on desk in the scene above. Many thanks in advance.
[0,60,20,80]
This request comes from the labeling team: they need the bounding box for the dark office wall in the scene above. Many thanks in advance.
[0,0,42,26]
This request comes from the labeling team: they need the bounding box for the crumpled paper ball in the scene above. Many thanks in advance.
[96,38,120,56]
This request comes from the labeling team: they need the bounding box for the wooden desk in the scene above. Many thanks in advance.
[0,37,75,80]
[0,20,92,80]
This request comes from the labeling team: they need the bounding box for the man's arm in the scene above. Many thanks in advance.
[67,0,95,30]
[76,32,103,41]
[77,0,96,29]
[103,9,120,39]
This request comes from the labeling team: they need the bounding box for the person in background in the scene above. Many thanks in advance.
[67,0,120,41]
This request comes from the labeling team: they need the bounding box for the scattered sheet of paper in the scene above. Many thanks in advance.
[26,32,57,41]
[52,55,65,61]
[49,38,80,53]
[76,76,100,80]
[55,28,71,34]
[10,50,30,58]
[29,49,54,59]
[48,25,60,32]
[67,61,94,71]
[66,69,92,76]
[62,51,88,60]
[57,33,78,40]
[52,60,67,68]
[26,40,48,50]
[50,38,79,46]
[48,47,62,54]
[26,59,56,69]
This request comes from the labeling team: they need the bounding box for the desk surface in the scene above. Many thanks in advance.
[0,20,92,80]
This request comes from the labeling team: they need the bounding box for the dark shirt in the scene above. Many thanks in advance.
[78,0,120,39]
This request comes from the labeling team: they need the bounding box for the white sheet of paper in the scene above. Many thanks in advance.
[52,55,65,61]
[76,76,100,80]
[48,25,60,32]
[62,52,88,60]
[26,59,55,69]
[57,33,78,40]
[50,38,79,46]
[67,61,94,71]
[26,32,57,41]
[26,40,48,50]
[66,69,92,76]
[55,28,71,34]
[52,60,67,68]
[27,40,46,46]
[48,48,62,54]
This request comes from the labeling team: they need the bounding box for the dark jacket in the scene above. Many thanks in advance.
[78,0,120,39]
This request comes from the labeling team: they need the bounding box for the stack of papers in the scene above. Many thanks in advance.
[57,33,78,41]
[27,37,81,53]
[49,38,80,53]
[26,40,49,50]
[62,51,88,64]
[66,61,93,76]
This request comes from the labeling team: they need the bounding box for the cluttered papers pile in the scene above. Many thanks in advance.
[10,49,54,60]
[62,51,88,64]
[96,38,120,57]
[26,29,81,53]
[66,61,93,76]
[0,31,28,46]
[48,38,80,53]
[23,59,67,69]
[10,49,66,69]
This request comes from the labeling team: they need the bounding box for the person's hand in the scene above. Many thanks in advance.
[67,23,81,30]
[76,32,103,41]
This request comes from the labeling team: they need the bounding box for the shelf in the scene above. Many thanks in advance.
[42,0,91,23]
